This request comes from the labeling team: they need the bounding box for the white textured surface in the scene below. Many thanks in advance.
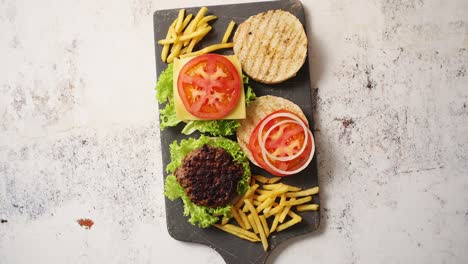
[1,0,468,263]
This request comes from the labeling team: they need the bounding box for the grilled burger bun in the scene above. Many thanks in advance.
[233,10,308,84]
[236,95,308,166]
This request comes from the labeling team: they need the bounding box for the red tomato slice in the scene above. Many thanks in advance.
[177,54,241,119]
[248,110,313,176]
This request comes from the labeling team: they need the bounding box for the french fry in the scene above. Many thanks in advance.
[256,189,272,195]
[175,9,185,33]
[296,204,319,212]
[198,15,217,26]
[248,214,259,234]
[167,42,182,63]
[235,184,259,208]
[238,209,251,230]
[256,197,274,213]
[264,205,281,218]
[179,43,234,58]
[265,194,286,218]
[222,20,236,44]
[242,203,249,213]
[181,14,193,32]
[253,175,282,184]
[257,185,288,202]
[276,215,302,232]
[286,187,319,198]
[214,224,260,242]
[231,207,246,229]
[279,199,294,223]
[263,205,272,214]
[259,215,270,237]
[245,200,268,251]
[158,26,212,45]
[264,183,301,192]
[262,183,282,190]
[183,7,208,46]
[287,210,301,219]
[161,19,177,62]
[270,213,280,233]
[284,196,312,207]
[186,29,211,53]
[221,216,229,225]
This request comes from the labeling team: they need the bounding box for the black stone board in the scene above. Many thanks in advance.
[153,1,320,263]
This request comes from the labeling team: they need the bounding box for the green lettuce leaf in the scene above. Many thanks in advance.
[156,63,174,104]
[164,135,251,228]
[181,119,240,136]
[155,64,256,136]
[245,85,256,105]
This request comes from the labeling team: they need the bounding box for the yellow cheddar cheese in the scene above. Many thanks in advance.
[173,55,246,120]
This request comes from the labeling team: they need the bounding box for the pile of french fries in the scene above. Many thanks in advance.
[158,7,236,63]
[215,175,319,251]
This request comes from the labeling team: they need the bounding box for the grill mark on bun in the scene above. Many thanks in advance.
[233,10,307,84]
[253,10,282,80]
[266,12,297,82]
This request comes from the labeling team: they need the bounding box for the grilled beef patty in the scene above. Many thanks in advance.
[174,144,243,208]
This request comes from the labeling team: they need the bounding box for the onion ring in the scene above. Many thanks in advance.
[261,129,315,175]
[260,119,308,162]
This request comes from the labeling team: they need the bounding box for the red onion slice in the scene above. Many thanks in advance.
[261,119,308,162]
[261,130,315,175]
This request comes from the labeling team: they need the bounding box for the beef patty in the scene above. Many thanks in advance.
[174,144,243,208]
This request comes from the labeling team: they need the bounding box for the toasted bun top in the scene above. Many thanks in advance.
[233,10,308,84]
[236,95,307,165]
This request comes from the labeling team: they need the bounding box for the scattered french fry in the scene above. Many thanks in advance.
[286,187,319,198]
[248,213,259,234]
[238,209,251,230]
[257,185,288,201]
[259,215,270,237]
[179,43,234,58]
[245,200,268,251]
[270,213,280,233]
[158,7,233,63]
[296,204,319,212]
[222,20,236,44]
[231,207,246,229]
[235,184,259,208]
[215,175,319,252]
[161,19,177,62]
[279,202,292,223]
[253,175,282,184]
[175,9,185,33]
[221,216,229,225]
[198,15,217,26]
[284,196,312,207]
[214,224,260,242]
[276,215,302,232]
[256,197,274,213]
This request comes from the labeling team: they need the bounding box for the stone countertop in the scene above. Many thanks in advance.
[1,0,467,263]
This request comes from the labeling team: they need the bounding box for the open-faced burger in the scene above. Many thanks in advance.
[236,95,315,176]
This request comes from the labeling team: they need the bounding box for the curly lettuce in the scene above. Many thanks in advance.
[164,135,251,228]
[155,64,256,135]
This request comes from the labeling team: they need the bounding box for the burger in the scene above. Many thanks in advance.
[236,95,315,176]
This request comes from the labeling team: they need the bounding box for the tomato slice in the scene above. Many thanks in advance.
[248,110,313,176]
[177,54,241,119]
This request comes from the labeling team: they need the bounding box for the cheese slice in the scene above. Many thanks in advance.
[173,55,246,120]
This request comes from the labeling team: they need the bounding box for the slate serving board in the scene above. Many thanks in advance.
[153,1,320,263]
